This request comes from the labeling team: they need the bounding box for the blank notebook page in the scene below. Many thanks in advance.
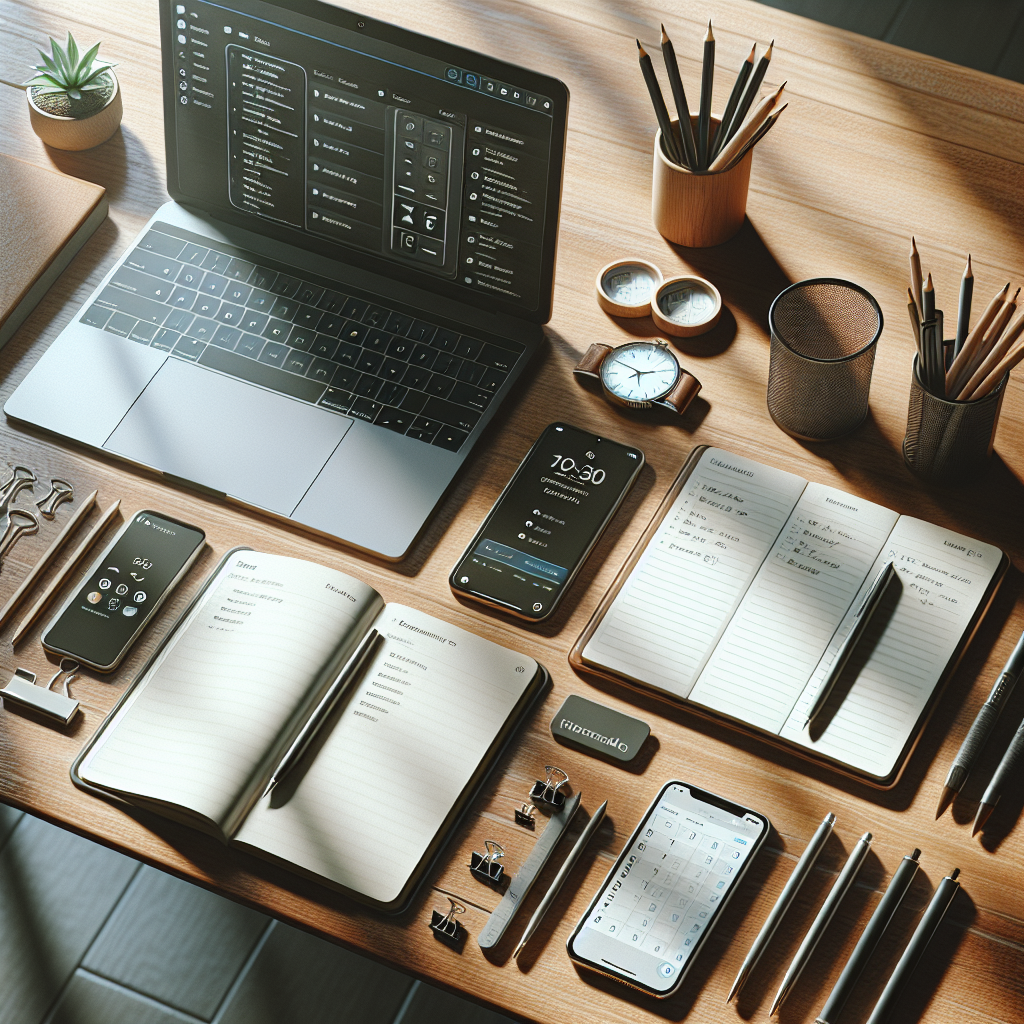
[234,604,538,904]
[79,552,382,831]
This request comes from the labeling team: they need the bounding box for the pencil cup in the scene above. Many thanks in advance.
[652,116,751,247]
[766,279,882,441]
[903,355,1007,484]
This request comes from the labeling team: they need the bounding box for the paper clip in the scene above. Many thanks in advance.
[36,479,74,519]
[0,466,36,518]
[0,510,39,573]
[530,765,570,809]
[429,896,466,948]
[470,840,506,885]
[514,802,536,829]
[1,659,81,726]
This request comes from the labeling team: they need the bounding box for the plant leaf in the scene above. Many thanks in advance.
[79,41,101,71]
[36,51,64,81]
[78,66,112,87]
[25,73,65,90]
[67,87,82,100]
[48,37,71,80]
[66,31,79,69]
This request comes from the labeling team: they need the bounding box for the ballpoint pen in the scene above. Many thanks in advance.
[936,629,1024,818]
[972,714,1024,835]
[727,811,836,1002]
[814,848,921,1024]
[804,562,896,727]
[770,831,872,1015]
[262,628,383,798]
[864,869,961,1024]
[513,799,607,958]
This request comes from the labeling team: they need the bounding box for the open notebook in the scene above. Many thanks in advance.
[570,447,1006,786]
[73,549,546,911]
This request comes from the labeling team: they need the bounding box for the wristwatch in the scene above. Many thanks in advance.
[573,340,701,413]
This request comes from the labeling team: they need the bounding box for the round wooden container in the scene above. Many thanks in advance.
[651,275,722,337]
[595,259,663,317]
[652,115,752,248]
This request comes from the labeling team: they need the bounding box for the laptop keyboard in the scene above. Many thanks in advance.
[79,225,524,452]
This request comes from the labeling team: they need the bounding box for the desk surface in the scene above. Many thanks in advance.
[1,1,1022,1021]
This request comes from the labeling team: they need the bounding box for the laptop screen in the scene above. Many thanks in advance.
[161,0,567,321]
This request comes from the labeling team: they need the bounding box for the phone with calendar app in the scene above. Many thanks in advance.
[566,781,769,997]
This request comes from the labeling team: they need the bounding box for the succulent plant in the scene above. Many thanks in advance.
[26,32,117,102]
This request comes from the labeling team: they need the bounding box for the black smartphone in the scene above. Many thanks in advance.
[567,781,769,998]
[449,423,644,621]
[42,510,206,672]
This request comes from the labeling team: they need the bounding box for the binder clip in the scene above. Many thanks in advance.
[514,802,536,829]
[530,765,570,810]
[470,840,505,885]
[36,479,74,519]
[429,897,466,949]
[1,659,81,726]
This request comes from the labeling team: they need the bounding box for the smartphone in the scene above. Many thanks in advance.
[42,510,206,672]
[449,422,644,621]
[567,781,769,998]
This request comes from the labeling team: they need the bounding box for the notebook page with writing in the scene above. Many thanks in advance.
[233,604,538,905]
[79,552,383,834]
[780,518,1003,778]
[688,484,898,733]
[581,448,805,699]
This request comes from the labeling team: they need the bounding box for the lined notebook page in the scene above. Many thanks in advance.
[234,604,537,904]
[79,552,383,833]
[780,517,1003,778]
[582,448,805,698]
[689,484,898,733]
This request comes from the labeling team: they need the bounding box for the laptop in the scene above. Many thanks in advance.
[6,0,568,560]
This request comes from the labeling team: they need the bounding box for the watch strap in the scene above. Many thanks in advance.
[573,343,613,381]
[657,369,702,414]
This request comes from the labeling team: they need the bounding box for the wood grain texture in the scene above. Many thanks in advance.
[0,1,1021,1023]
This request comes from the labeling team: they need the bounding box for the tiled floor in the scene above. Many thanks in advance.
[0,804,514,1024]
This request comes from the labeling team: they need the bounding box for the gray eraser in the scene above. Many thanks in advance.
[550,694,650,763]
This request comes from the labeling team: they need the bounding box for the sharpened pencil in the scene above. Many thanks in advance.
[721,102,785,169]
[946,282,1009,396]
[954,254,973,356]
[966,336,1024,400]
[957,310,1024,399]
[708,82,784,172]
[697,21,715,169]
[638,39,684,166]
[719,40,773,152]
[909,236,923,313]
[710,42,755,161]
[660,25,698,169]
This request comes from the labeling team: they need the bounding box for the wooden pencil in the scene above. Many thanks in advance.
[697,21,715,169]
[956,310,1024,400]
[719,40,773,152]
[638,39,684,165]
[968,337,1024,399]
[909,237,923,313]
[721,103,785,170]
[708,83,785,172]
[954,254,973,356]
[952,288,1019,398]
[710,42,755,162]
[660,25,698,169]
[945,282,1008,395]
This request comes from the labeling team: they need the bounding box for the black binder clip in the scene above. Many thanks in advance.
[429,897,466,949]
[514,802,536,829]
[530,765,570,809]
[470,840,505,885]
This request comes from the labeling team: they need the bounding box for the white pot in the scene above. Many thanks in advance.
[27,73,123,151]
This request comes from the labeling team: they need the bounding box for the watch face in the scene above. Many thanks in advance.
[600,342,680,403]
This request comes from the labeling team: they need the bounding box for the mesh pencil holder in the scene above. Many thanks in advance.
[767,279,882,441]
[903,355,1007,485]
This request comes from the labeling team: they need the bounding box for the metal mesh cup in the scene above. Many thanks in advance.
[903,355,1007,484]
[767,279,883,441]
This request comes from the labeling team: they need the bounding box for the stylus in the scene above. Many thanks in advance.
[513,800,607,958]
[727,810,836,1002]
[770,831,872,1016]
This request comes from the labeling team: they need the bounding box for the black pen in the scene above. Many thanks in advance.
[262,629,383,798]
[804,561,896,728]
[814,848,921,1024]
[937,629,1024,818]
[972,714,1024,835]
[864,868,961,1024]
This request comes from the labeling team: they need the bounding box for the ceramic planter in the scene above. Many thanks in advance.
[27,72,123,151]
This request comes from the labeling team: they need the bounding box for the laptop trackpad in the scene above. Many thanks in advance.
[104,358,351,514]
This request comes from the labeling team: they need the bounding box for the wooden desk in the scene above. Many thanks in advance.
[1,1,1022,1021]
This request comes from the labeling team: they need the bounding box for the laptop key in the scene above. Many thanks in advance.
[240,310,269,334]
[432,328,459,351]
[317,289,347,314]
[80,304,112,329]
[339,320,368,344]
[95,286,168,325]
[424,373,455,399]
[225,282,252,305]
[287,325,317,351]
[211,325,241,350]
[270,273,301,297]
[137,230,186,258]
[248,266,278,290]
[408,344,437,369]
[173,337,207,362]
[296,283,324,305]
[433,426,469,451]
[258,342,288,368]
[387,336,414,360]
[356,350,385,374]
[179,242,208,265]
[449,381,492,411]
[152,328,179,352]
[362,304,389,327]
[316,311,345,336]
[311,334,339,359]
[349,397,382,422]
[380,357,406,382]
[318,388,354,414]
[284,350,314,375]
[432,353,462,377]
[293,304,322,329]
[456,360,485,385]
[199,272,229,297]
[376,382,407,407]
[191,295,220,318]
[354,373,383,398]
[307,357,335,383]
[363,329,390,353]
[384,311,414,336]
[226,257,255,281]
[186,317,219,342]
[236,333,265,358]
[247,289,276,313]
[376,406,415,433]
[422,396,481,432]
[262,318,291,342]
[110,266,175,303]
[406,416,441,442]
[128,321,158,344]
[270,296,299,320]
[407,320,436,344]
[456,336,483,360]
[215,303,245,326]
[200,345,327,404]
[332,341,361,366]
[125,250,182,280]
[105,312,136,338]
[479,343,516,373]
[176,265,203,288]
[400,389,428,414]
[402,366,431,390]
[164,308,194,333]
[170,286,197,308]
[201,250,232,274]
[331,365,360,391]
[340,297,368,320]
[479,366,507,391]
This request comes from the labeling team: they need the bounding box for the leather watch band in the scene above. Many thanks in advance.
[658,369,702,414]
[573,342,613,380]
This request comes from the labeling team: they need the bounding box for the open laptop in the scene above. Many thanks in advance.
[6,0,567,560]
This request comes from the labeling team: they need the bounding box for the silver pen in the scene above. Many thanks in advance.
[727,811,836,1002]
[770,831,873,1016]
[804,562,896,727]
[262,628,383,799]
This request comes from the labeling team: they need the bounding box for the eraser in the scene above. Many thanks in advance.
[550,694,649,763]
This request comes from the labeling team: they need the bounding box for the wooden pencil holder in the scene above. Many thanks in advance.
[652,116,752,248]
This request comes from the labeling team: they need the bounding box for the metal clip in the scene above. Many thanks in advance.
[0,466,36,518]
[470,840,505,885]
[1,660,80,725]
[429,896,466,947]
[530,765,570,809]
[36,479,74,519]
[0,510,39,573]
[514,802,536,829]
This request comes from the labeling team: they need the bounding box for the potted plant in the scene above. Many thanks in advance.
[25,33,121,151]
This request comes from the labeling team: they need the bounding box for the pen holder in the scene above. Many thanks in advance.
[653,116,752,248]
[903,355,1007,484]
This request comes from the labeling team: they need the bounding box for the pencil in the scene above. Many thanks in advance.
[954,287,1021,396]
[660,25,698,169]
[909,237,923,313]
[969,337,1024,399]
[697,21,715,169]
[945,282,1008,396]
[907,288,921,354]
[921,273,935,323]
[638,39,684,165]
[721,102,785,170]
[708,82,785,172]
[954,254,973,356]
[710,43,755,162]
[957,310,1024,400]
[719,40,773,152]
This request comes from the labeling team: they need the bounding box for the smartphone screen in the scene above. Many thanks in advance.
[43,511,205,671]
[449,423,643,620]
[568,782,768,997]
